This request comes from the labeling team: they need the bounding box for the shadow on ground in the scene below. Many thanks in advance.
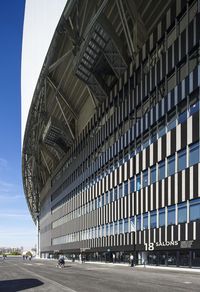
[0,278,43,291]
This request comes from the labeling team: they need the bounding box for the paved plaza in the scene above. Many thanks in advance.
[0,257,200,291]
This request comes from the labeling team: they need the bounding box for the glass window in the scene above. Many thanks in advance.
[168,154,175,176]
[178,202,187,223]
[178,148,186,171]
[109,190,113,202]
[114,187,118,201]
[143,213,148,230]
[190,198,200,222]
[143,135,149,149]
[189,101,199,116]
[106,192,109,205]
[159,208,165,227]
[124,218,129,233]
[114,221,118,235]
[110,222,114,236]
[124,181,128,196]
[136,137,141,154]
[178,110,187,124]
[158,121,166,138]
[150,210,157,228]
[178,100,187,124]
[167,110,176,131]
[189,142,199,167]
[130,217,135,232]
[143,169,148,187]
[136,215,141,231]
[102,225,105,237]
[102,194,105,206]
[136,174,141,191]
[168,205,176,225]
[119,184,123,198]
[130,177,135,193]
[119,219,124,234]
[150,127,157,144]
[97,197,101,208]
[158,160,165,180]
[151,165,157,184]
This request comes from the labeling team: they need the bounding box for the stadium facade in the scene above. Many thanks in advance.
[22,0,200,267]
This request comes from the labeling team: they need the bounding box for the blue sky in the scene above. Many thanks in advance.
[0,1,36,250]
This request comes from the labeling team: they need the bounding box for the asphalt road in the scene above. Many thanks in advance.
[0,257,200,292]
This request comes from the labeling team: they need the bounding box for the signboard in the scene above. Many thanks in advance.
[136,240,197,251]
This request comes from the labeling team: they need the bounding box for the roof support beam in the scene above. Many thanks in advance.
[87,86,98,109]
[41,150,51,175]
[48,49,72,73]
[125,0,147,44]
[55,96,75,141]
[80,0,88,37]
[46,77,78,120]
[40,144,58,167]
[116,0,135,60]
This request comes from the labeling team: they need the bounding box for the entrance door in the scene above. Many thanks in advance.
[179,250,189,266]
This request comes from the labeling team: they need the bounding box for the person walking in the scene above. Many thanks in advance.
[130,254,134,267]
[112,253,116,264]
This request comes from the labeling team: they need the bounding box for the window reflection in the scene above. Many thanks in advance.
[168,205,175,225]
[178,202,187,223]
[190,198,200,222]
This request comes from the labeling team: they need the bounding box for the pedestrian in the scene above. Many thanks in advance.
[130,254,134,267]
[112,253,116,264]
[79,253,82,263]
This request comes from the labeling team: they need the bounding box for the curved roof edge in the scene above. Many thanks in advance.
[21,0,74,223]
[21,0,67,147]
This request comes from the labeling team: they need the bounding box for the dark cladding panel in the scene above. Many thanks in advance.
[185,168,190,200]
[164,178,168,206]
[174,38,179,65]
[193,164,198,198]
[171,128,176,154]
[162,135,166,160]
[178,172,182,203]
[143,188,146,214]
[196,13,200,42]
[192,112,199,143]
[167,226,171,241]
[188,222,193,240]
[174,225,178,241]
[188,20,194,52]
[181,30,186,59]
[181,121,187,149]
[161,227,165,242]
[168,45,173,73]
[180,223,185,241]
[171,175,175,205]
[153,141,158,164]
[153,184,156,210]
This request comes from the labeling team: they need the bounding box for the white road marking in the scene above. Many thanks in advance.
[183,282,192,284]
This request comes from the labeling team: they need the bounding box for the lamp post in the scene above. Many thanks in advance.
[35,212,40,258]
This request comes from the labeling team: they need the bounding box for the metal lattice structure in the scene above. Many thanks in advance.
[22,0,173,222]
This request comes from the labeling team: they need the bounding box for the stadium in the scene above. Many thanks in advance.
[22,0,200,267]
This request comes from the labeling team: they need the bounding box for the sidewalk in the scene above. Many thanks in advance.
[36,257,200,273]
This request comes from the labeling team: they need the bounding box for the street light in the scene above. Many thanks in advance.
[35,212,40,258]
